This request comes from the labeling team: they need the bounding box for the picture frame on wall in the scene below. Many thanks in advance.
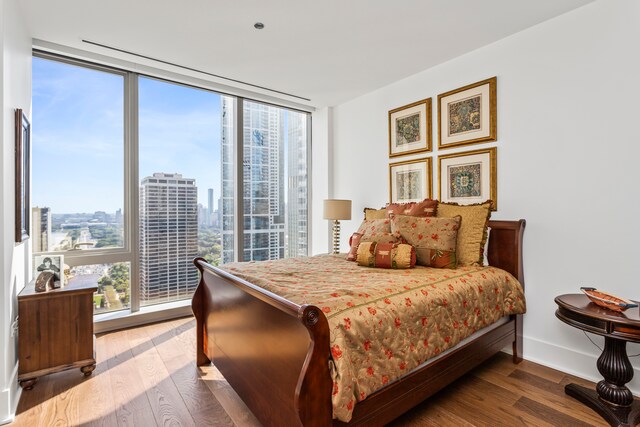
[388,98,432,157]
[438,77,496,149]
[15,108,30,243]
[438,147,497,210]
[389,157,433,203]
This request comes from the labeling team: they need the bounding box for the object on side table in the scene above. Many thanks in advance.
[34,271,55,292]
[323,199,352,254]
[33,254,65,289]
[580,287,638,312]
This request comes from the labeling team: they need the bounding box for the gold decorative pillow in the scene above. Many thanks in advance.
[356,219,391,241]
[346,231,402,261]
[363,207,387,220]
[437,201,492,266]
[390,214,461,268]
[356,242,416,269]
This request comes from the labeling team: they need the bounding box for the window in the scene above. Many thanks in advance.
[237,101,309,261]
[32,52,310,318]
[32,55,130,314]
[138,77,230,306]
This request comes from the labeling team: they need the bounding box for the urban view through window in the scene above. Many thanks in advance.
[32,57,308,314]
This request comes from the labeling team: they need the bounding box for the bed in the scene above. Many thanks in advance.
[192,219,526,426]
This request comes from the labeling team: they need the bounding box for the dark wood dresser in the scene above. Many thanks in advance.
[18,280,97,389]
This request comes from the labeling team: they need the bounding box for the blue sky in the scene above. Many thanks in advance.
[32,57,222,214]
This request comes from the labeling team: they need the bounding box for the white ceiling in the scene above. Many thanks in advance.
[21,0,593,108]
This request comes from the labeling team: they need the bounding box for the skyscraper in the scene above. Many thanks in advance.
[222,99,284,262]
[207,188,214,226]
[286,113,308,258]
[221,98,235,263]
[139,172,199,304]
[31,206,51,253]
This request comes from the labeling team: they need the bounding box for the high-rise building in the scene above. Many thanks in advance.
[221,99,307,263]
[139,172,199,304]
[207,188,214,226]
[31,206,51,253]
[221,98,235,263]
[197,203,207,226]
[286,113,308,258]
[222,99,284,262]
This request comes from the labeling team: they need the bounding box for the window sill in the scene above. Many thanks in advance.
[94,299,193,334]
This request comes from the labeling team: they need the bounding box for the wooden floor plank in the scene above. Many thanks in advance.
[475,366,606,426]
[102,329,158,427]
[73,334,119,427]
[11,317,621,427]
[125,325,197,427]
[514,396,599,427]
[145,320,236,427]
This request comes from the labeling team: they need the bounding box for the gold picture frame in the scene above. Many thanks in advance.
[438,77,497,150]
[438,147,497,210]
[389,157,433,203]
[388,98,432,158]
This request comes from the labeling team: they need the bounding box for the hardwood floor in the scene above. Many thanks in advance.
[11,317,609,426]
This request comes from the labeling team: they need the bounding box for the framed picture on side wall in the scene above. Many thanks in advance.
[438,77,496,149]
[389,157,433,203]
[389,98,432,157]
[438,147,497,210]
[15,108,30,243]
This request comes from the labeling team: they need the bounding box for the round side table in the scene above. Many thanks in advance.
[555,294,640,427]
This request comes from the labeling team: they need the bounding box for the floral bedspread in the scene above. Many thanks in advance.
[221,254,526,422]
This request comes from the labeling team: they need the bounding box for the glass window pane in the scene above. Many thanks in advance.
[242,101,308,261]
[68,263,130,314]
[139,77,232,306]
[32,57,125,252]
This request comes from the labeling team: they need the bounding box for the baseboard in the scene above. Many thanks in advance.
[0,362,22,425]
[522,335,640,396]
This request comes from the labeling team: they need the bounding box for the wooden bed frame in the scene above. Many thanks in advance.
[192,219,525,426]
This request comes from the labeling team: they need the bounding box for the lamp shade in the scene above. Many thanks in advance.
[323,199,352,220]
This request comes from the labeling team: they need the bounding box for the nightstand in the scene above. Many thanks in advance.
[555,294,640,427]
[18,279,97,389]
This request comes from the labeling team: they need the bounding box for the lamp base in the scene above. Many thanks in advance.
[332,220,341,254]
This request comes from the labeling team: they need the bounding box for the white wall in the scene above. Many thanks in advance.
[0,0,31,423]
[331,0,640,393]
[310,107,332,255]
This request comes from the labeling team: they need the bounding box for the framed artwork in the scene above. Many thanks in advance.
[389,157,433,203]
[15,109,30,243]
[33,254,65,289]
[438,77,496,149]
[388,98,432,157]
[438,147,497,210]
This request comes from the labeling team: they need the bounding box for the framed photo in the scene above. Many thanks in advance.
[388,98,432,157]
[438,77,496,149]
[15,109,30,243]
[33,254,65,289]
[438,147,497,210]
[389,158,433,203]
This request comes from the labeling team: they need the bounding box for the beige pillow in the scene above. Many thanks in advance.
[390,214,461,268]
[437,201,492,266]
[363,207,387,220]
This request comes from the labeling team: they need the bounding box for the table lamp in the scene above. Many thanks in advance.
[323,199,352,254]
